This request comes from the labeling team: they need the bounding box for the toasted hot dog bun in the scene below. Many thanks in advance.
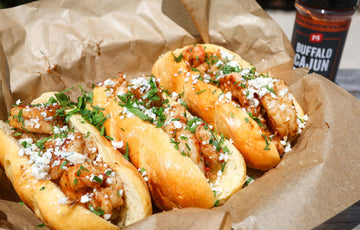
[92,75,246,210]
[152,44,306,171]
[0,92,152,230]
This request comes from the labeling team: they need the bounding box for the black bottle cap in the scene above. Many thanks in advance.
[299,0,359,10]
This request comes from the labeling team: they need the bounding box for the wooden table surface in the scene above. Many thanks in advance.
[313,69,360,230]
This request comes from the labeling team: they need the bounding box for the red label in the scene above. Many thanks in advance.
[310,33,323,43]
[295,13,351,32]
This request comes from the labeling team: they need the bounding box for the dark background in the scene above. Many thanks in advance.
[0,0,35,8]
[0,0,296,10]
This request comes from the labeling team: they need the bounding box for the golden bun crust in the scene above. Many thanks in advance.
[92,85,246,210]
[152,44,305,171]
[0,92,152,229]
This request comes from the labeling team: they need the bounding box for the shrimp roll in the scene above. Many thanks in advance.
[152,44,307,171]
[92,74,246,210]
[0,92,152,229]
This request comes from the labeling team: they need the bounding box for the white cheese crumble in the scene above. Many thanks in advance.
[80,194,92,203]
[219,49,234,61]
[247,77,277,99]
[105,88,114,97]
[280,138,292,153]
[91,174,103,182]
[103,79,116,88]
[129,77,151,92]
[297,114,308,134]
[52,160,61,167]
[218,92,232,104]
[61,151,87,164]
[138,168,149,182]
[173,120,183,129]
[219,152,230,162]
[111,140,124,149]
[58,197,69,205]
[171,92,179,101]
[121,107,135,118]
[104,214,112,221]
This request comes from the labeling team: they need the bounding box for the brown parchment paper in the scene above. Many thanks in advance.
[1,0,360,229]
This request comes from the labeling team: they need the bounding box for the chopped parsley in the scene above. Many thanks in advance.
[220,162,226,172]
[124,142,130,161]
[35,136,52,150]
[17,109,24,124]
[88,204,105,216]
[92,175,103,183]
[185,117,202,133]
[60,160,68,169]
[185,143,191,151]
[247,112,265,128]
[191,67,201,74]
[172,52,183,63]
[261,134,271,150]
[244,176,254,186]
[264,85,276,95]
[180,136,189,141]
[195,89,207,95]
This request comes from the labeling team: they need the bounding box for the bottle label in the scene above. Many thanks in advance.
[291,13,351,81]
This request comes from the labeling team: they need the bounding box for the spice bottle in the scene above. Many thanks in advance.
[291,0,359,81]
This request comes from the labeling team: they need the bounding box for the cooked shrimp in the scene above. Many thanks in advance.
[59,162,124,216]
[45,131,97,160]
[91,178,124,215]
[130,85,163,108]
[13,131,48,142]
[194,125,220,170]
[218,73,262,116]
[48,157,68,180]
[99,72,129,97]
[183,45,208,72]
[260,80,299,138]
[175,129,204,173]
[213,71,299,139]
[60,163,100,199]
[44,131,98,180]
[163,105,205,174]
[9,104,64,134]
[163,104,187,134]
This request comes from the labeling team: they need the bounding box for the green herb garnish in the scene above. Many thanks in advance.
[92,175,103,183]
[195,89,207,95]
[88,204,105,216]
[60,160,68,169]
[172,52,183,63]
[124,142,130,161]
